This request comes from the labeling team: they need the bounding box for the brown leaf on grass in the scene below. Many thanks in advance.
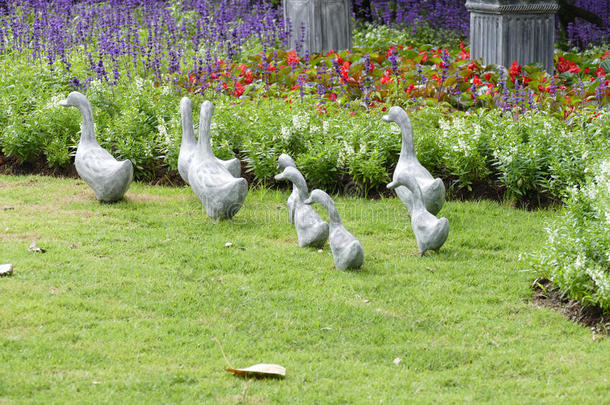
[28,240,45,253]
[226,364,286,378]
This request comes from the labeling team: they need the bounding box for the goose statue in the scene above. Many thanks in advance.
[388,172,449,255]
[304,189,364,270]
[383,106,445,215]
[276,153,298,223]
[188,100,248,220]
[275,166,329,248]
[58,91,133,202]
[178,97,241,184]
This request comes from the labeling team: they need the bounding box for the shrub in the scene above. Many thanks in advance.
[531,158,610,312]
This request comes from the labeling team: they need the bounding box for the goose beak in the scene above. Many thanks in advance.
[387,181,397,189]
[382,114,390,122]
[58,99,69,107]
[303,197,312,205]
[274,173,284,181]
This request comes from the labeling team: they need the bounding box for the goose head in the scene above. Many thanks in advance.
[277,153,297,171]
[387,171,411,190]
[275,166,309,199]
[303,189,327,206]
[382,106,407,124]
[58,91,89,109]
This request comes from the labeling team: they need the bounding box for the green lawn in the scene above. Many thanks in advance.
[1,175,608,404]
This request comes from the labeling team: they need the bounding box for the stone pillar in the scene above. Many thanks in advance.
[465,0,559,73]
[283,0,352,54]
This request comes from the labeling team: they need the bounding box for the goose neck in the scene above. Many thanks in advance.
[180,99,196,147]
[75,100,97,145]
[319,194,342,225]
[396,115,415,159]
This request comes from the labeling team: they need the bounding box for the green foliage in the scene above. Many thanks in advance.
[532,158,610,311]
[353,22,465,50]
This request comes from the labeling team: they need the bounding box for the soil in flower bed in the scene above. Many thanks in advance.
[532,278,609,336]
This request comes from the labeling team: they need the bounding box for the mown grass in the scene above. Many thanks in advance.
[0,175,608,404]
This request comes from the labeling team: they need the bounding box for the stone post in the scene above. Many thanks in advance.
[283,0,352,54]
[465,0,559,73]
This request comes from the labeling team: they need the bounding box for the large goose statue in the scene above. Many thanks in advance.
[58,91,133,202]
[275,166,329,248]
[276,154,298,223]
[383,106,445,215]
[388,172,449,255]
[188,100,248,220]
[305,189,364,270]
[178,97,241,184]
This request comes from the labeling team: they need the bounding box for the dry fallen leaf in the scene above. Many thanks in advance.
[226,364,286,378]
[28,241,46,253]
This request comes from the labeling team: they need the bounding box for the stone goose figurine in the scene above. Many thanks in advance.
[188,100,248,220]
[388,172,449,255]
[178,97,241,184]
[276,153,298,223]
[275,166,329,248]
[383,106,445,215]
[58,91,133,202]
[305,189,364,270]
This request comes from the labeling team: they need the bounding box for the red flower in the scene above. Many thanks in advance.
[484,73,492,81]
[430,74,441,85]
[602,51,610,60]
[459,42,470,60]
[244,70,253,84]
[509,61,521,81]
[233,82,244,98]
[386,45,395,56]
[418,50,428,63]
[467,62,477,71]
[380,69,392,85]
[286,50,299,67]
[596,66,606,77]
[329,92,337,101]
[472,75,482,86]
[405,83,415,93]
[340,60,351,81]
[267,65,277,72]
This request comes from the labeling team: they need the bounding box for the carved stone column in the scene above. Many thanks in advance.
[283,0,352,54]
[465,0,559,72]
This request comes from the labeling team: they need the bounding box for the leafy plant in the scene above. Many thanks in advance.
[532,158,610,311]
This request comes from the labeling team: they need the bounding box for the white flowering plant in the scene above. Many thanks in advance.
[532,158,610,311]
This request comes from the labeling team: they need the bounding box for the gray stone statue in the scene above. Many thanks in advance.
[383,106,445,216]
[275,164,329,248]
[388,173,449,255]
[276,153,298,222]
[305,189,364,270]
[58,91,133,202]
[179,97,241,184]
[188,101,248,220]
[466,0,558,73]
